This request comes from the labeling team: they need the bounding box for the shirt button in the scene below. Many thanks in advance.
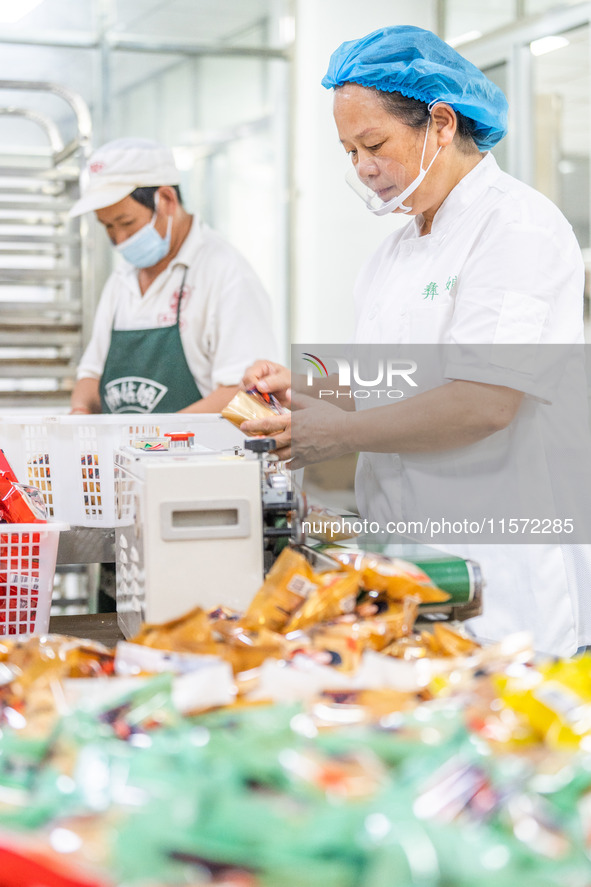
[400,309,407,317]
[368,307,378,320]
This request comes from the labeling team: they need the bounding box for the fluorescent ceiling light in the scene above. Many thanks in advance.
[558,159,576,175]
[447,30,482,48]
[0,0,44,23]
[530,35,570,56]
[279,15,295,44]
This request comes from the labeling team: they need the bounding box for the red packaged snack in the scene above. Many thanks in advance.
[0,448,18,483]
[0,474,47,523]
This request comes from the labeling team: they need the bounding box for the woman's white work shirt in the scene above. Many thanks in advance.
[77,216,279,397]
[353,151,591,657]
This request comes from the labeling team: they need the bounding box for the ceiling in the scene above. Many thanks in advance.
[0,0,274,42]
[0,1,588,155]
[0,0,284,148]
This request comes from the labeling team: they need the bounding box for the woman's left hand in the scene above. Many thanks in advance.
[241,394,351,468]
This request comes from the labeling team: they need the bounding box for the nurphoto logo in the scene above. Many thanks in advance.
[302,352,417,400]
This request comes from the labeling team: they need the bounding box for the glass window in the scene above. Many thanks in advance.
[531,23,590,249]
[444,1,516,45]
[526,0,582,16]
[482,62,509,172]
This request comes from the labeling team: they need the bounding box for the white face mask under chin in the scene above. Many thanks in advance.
[346,117,443,217]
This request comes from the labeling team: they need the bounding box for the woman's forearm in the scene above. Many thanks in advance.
[343,380,524,454]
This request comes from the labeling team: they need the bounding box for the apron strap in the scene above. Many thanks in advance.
[176,266,189,325]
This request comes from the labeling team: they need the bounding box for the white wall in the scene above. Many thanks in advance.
[292,0,436,344]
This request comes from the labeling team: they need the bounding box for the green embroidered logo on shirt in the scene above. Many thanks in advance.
[422,282,439,300]
[422,276,458,300]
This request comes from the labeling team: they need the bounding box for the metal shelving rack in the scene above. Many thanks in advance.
[0,80,93,410]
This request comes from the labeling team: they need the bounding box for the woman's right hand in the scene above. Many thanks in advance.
[241,359,291,406]
[240,359,292,457]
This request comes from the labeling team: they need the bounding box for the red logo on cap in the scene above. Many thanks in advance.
[89,161,106,173]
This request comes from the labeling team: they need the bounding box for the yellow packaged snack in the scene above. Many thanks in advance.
[131,605,216,653]
[324,548,450,603]
[500,656,591,749]
[304,507,358,542]
[284,569,362,633]
[240,547,321,633]
[213,626,286,675]
[286,620,364,671]
[310,687,432,726]
[353,595,419,651]
[221,388,287,432]
[422,623,480,658]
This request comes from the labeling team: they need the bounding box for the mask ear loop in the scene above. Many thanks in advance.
[151,191,173,239]
[420,100,446,174]
[394,109,442,214]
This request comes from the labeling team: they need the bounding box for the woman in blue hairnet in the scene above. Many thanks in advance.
[241,26,591,657]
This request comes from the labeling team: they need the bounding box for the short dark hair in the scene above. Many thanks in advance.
[360,87,479,154]
[130,185,183,210]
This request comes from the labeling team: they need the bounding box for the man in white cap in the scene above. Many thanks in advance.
[69,137,278,414]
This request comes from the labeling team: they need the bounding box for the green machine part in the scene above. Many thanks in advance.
[411,556,473,605]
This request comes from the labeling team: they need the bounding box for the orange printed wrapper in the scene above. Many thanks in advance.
[284,569,362,633]
[240,547,320,633]
[325,548,449,603]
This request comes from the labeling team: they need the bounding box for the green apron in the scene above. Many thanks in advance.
[100,267,202,413]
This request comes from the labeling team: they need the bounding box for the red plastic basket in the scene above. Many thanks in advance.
[0,522,67,636]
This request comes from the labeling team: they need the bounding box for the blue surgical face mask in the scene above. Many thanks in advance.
[115,198,172,268]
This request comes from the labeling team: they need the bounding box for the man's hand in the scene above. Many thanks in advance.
[70,377,101,414]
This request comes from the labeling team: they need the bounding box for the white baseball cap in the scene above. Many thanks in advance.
[69,137,181,217]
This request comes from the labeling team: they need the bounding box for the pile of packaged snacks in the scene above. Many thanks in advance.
[0,675,591,887]
[0,546,590,885]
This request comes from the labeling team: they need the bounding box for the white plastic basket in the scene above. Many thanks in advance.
[0,521,67,636]
[0,414,245,527]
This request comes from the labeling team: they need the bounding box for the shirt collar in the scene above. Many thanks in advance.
[170,214,204,269]
[413,151,500,238]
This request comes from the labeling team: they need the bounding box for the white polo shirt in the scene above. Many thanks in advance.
[77,215,279,397]
[352,152,591,657]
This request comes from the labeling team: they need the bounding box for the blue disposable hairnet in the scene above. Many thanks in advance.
[321,26,508,150]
